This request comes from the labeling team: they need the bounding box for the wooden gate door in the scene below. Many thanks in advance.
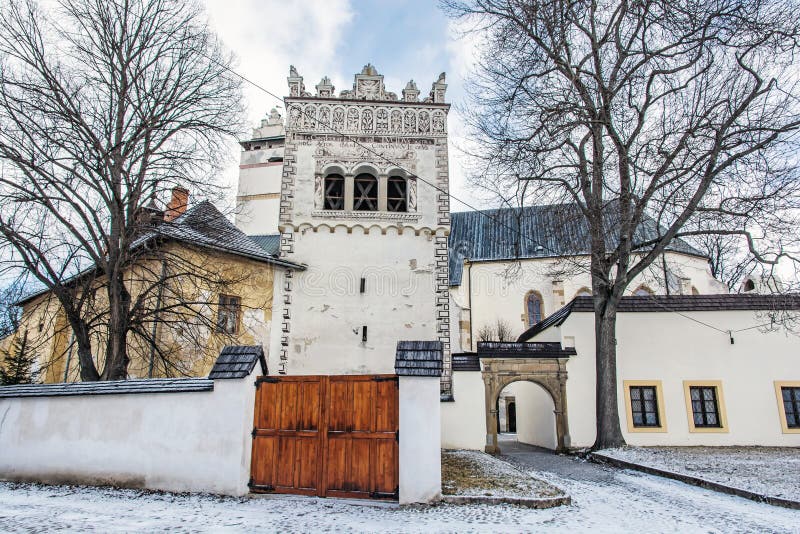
[249,375,399,500]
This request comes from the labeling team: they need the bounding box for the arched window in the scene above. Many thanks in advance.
[387,176,407,212]
[526,291,544,326]
[633,285,654,296]
[743,279,756,292]
[323,174,344,210]
[353,173,378,211]
[575,287,592,298]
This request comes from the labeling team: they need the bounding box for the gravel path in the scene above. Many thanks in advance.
[596,446,800,501]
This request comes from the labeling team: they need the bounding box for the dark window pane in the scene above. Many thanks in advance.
[690,386,721,427]
[323,174,344,210]
[633,413,643,425]
[387,176,407,212]
[691,389,700,401]
[354,173,378,211]
[630,388,641,401]
[782,387,800,428]
[643,389,655,401]
[630,386,660,428]
[645,413,657,425]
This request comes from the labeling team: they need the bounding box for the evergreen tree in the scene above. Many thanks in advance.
[0,331,37,385]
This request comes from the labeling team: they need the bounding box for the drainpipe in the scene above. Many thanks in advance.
[467,260,474,352]
[148,259,168,378]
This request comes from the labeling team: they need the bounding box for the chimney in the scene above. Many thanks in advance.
[165,187,189,222]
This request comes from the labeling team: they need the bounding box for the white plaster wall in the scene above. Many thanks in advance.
[275,227,438,376]
[441,371,486,450]
[505,381,558,450]
[235,160,283,236]
[0,377,256,495]
[399,376,441,504]
[449,252,724,353]
[556,310,800,447]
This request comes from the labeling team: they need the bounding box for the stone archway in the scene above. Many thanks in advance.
[482,357,569,453]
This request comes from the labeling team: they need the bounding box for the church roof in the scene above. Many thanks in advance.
[448,204,705,286]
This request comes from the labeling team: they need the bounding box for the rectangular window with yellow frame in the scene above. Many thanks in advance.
[683,380,728,433]
[774,381,800,434]
[623,380,667,433]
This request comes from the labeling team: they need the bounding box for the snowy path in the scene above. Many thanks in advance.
[0,448,798,533]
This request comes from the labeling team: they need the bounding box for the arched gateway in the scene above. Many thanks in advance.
[478,342,574,453]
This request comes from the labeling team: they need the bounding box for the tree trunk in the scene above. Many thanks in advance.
[102,272,130,380]
[593,301,626,450]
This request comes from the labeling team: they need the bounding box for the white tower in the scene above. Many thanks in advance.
[270,64,452,393]
[235,108,285,235]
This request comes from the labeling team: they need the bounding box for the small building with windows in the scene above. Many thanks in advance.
[5,191,304,381]
[442,294,800,451]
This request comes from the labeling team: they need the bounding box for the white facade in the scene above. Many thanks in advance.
[235,108,286,235]
[399,376,442,504]
[271,65,451,379]
[441,304,800,450]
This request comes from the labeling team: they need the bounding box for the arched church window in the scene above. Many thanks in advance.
[323,174,344,210]
[743,279,755,292]
[526,291,544,326]
[575,287,592,298]
[633,285,654,296]
[387,176,407,212]
[353,173,378,211]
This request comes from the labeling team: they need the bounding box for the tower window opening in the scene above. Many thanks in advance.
[324,174,345,210]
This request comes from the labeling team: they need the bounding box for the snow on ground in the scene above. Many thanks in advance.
[441,450,564,498]
[2,461,799,534]
[598,446,800,501]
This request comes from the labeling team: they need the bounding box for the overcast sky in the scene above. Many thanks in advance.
[202,0,484,212]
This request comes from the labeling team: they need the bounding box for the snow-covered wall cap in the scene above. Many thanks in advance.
[395,341,443,377]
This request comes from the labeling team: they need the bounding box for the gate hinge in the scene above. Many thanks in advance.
[395,430,399,442]
[252,427,257,438]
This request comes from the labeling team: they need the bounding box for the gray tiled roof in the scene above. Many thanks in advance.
[138,202,300,268]
[452,352,481,371]
[208,345,267,379]
[517,294,800,341]
[395,341,443,377]
[477,341,577,358]
[17,203,303,306]
[248,234,281,256]
[449,204,705,286]
[0,378,213,398]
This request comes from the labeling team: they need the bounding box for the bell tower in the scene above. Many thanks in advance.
[270,64,452,394]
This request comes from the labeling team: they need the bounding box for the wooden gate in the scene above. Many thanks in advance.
[249,375,399,500]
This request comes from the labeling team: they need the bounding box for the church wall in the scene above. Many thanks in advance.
[558,309,800,448]
[449,251,725,353]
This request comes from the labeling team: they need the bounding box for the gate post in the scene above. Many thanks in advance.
[395,341,443,505]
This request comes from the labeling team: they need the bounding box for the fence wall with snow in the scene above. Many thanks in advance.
[0,373,256,495]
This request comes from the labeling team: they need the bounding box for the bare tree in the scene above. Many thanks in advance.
[444,0,800,448]
[495,319,514,342]
[0,0,243,380]
[477,323,495,342]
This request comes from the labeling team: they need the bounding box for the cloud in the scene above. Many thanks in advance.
[203,0,354,205]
